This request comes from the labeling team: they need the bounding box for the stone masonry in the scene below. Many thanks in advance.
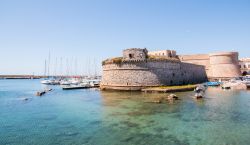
[101,48,208,90]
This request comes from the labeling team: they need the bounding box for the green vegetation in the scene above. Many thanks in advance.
[143,84,197,92]
[156,84,196,89]
[102,57,123,65]
[147,55,180,62]
[102,55,180,65]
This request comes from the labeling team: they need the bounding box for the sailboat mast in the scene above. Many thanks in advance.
[44,60,47,77]
[94,58,97,77]
[48,50,51,77]
[55,57,57,77]
[60,57,63,77]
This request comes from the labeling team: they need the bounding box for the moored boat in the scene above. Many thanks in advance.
[221,77,247,90]
[194,85,206,99]
[61,83,91,90]
[206,81,221,87]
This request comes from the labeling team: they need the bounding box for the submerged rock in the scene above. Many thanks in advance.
[66,132,79,136]
[21,97,30,101]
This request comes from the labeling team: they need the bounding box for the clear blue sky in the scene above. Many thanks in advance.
[0,0,249,75]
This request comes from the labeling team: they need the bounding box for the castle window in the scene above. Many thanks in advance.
[170,80,173,85]
[172,73,175,77]
[248,64,250,68]
[244,65,246,68]
[129,54,134,59]
[162,53,164,55]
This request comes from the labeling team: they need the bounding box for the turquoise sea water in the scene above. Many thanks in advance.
[1,79,250,145]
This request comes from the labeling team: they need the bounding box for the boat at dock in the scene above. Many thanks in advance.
[41,79,52,85]
[205,81,221,87]
[61,83,91,90]
[194,85,206,99]
[41,79,60,85]
[88,80,101,87]
[243,77,250,88]
[221,77,247,90]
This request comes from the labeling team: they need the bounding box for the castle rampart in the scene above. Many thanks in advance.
[179,52,241,80]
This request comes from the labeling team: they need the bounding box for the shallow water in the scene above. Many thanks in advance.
[0,79,250,145]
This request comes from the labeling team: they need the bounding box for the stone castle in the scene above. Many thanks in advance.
[179,52,241,80]
[101,48,205,90]
[100,48,241,90]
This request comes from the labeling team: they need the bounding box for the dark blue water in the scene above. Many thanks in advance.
[1,79,250,145]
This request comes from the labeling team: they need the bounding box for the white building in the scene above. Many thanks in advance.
[239,58,250,75]
[148,50,177,57]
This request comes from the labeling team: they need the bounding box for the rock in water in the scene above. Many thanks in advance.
[167,94,178,100]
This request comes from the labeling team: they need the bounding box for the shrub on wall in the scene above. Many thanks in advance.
[102,57,123,65]
[147,55,180,62]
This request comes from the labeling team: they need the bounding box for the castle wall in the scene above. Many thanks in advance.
[179,52,241,80]
[101,61,207,90]
[178,54,211,77]
[209,52,241,79]
[148,50,177,58]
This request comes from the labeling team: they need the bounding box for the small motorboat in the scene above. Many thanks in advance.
[206,82,221,87]
[61,83,91,90]
[243,77,250,88]
[60,80,71,85]
[222,77,247,90]
[88,79,101,87]
[41,79,60,85]
[41,79,52,85]
[194,85,206,99]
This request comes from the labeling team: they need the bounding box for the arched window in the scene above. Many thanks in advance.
[243,71,248,76]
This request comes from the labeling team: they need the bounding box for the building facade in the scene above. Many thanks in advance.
[148,50,177,58]
[239,58,250,75]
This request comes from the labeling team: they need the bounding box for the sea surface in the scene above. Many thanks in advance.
[1,79,250,145]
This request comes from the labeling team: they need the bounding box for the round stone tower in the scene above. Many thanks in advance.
[209,52,241,79]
